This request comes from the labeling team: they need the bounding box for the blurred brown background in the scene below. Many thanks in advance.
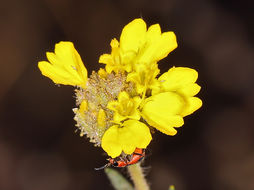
[0,0,253,189]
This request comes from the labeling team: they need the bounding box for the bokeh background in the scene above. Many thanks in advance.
[0,0,253,189]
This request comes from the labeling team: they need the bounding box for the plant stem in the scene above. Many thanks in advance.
[105,168,134,190]
[127,163,150,190]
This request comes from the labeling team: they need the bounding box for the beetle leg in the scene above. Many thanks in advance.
[94,163,111,170]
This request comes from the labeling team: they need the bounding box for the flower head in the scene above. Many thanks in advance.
[38,18,202,158]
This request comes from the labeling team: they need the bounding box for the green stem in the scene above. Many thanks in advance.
[105,168,134,190]
[127,163,150,190]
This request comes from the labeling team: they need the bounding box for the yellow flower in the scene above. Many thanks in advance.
[38,19,202,159]
[155,67,200,96]
[142,67,202,135]
[99,39,132,73]
[38,41,88,88]
[155,67,202,117]
[134,22,177,66]
[142,92,185,135]
[127,62,160,95]
[99,18,177,73]
[101,119,152,158]
[107,91,141,123]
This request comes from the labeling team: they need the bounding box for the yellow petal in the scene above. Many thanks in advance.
[101,125,122,158]
[179,83,201,97]
[113,112,127,123]
[154,31,177,61]
[110,38,120,50]
[38,61,79,85]
[118,91,130,102]
[147,24,161,40]
[53,42,87,84]
[99,54,113,65]
[181,97,202,117]
[154,67,202,117]
[38,41,87,88]
[120,18,147,53]
[120,120,152,154]
[139,29,177,64]
[107,92,141,123]
[144,92,185,114]
[159,67,198,92]
[101,120,152,158]
[142,92,185,135]
[98,68,108,78]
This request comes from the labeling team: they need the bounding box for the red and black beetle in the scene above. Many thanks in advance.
[95,148,145,170]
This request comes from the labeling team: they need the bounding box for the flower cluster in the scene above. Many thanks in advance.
[38,18,202,158]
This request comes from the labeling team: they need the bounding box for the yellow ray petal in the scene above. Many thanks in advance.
[154,31,178,61]
[101,120,152,158]
[120,18,147,53]
[147,24,161,39]
[159,67,198,92]
[38,41,87,88]
[99,54,113,65]
[181,97,202,117]
[139,29,177,64]
[142,92,185,135]
[179,83,201,97]
[101,125,122,158]
[38,61,79,85]
[120,120,152,154]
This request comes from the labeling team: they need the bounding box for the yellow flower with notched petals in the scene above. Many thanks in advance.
[99,39,132,73]
[38,18,202,159]
[99,18,177,73]
[101,119,152,158]
[127,62,160,95]
[155,67,200,96]
[155,67,202,117]
[142,67,202,135]
[107,91,141,123]
[135,23,177,66]
[38,41,88,88]
[142,92,185,136]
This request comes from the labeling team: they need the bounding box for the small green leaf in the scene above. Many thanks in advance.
[105,168,134,190]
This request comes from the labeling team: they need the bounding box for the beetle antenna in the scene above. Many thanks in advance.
[94,163,111,171]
